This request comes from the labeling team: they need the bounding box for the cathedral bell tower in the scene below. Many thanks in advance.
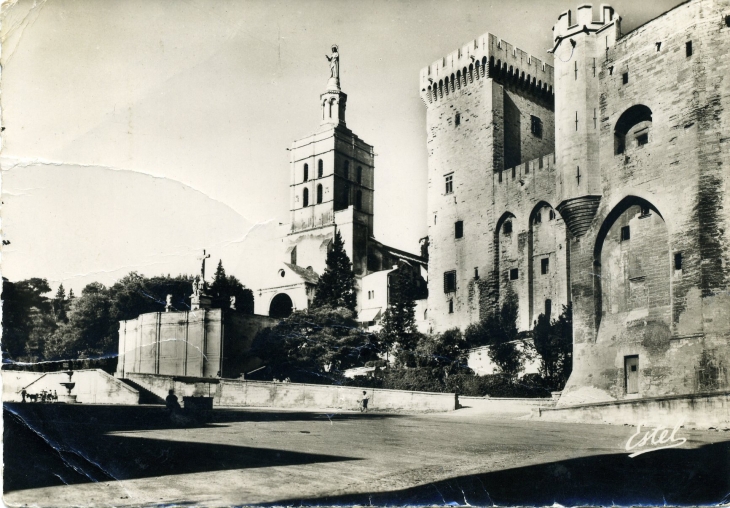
[551,5,621,238]
[286,45,375,277]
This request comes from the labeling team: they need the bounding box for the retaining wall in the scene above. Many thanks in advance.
[3,369,139,405]
[459,396,555,415]
[126,373,457,412]
[537,391,730,429]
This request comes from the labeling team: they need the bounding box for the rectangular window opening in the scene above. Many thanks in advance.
[621,225,631,241]
[509,268,519,280]
[498,171,503,183]
[622,72,629,84]
[530,115,543,138]
[454,220,464,239]
[455,113,461,127]
[675,252,683,271]
[656,42,662,51]
[636,133,648,146]
[445,174,453,194]
[686,41,693,57]
[443,270,457,293]
[448,300,454,314]
[474,267,479,280]
[541,258,549,275]
[503,221,512,234]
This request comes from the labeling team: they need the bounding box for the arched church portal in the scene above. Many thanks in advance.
[269,293,294,318]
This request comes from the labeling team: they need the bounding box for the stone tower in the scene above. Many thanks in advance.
[286,47,375,278]
[419,34,559,333]
[552,5,621,238]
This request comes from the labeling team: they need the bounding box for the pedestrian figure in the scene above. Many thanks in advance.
[165,389,181,413]
[53,390,58,402]
[21,389,26,403]
[360,391,369,412]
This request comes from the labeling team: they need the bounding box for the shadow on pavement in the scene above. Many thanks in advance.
[274,440,730,506]
[4,403,387,492]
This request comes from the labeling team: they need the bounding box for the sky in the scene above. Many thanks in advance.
[0,0,683,295]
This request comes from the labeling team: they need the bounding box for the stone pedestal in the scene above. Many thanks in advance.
[326,77,340,91]
[191,294,212,311]
[59,394,78,404]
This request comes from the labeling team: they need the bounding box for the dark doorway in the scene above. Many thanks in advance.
[269,293,293,318]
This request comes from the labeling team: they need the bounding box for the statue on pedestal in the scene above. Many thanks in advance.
[326,45,339,79]
[325,44,340,90]
[192,276,202,297]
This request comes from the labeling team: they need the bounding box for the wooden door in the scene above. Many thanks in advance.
[625,356,639,394]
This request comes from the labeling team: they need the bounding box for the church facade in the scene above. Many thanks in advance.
[420,0,730,405]
[255,49,428,326]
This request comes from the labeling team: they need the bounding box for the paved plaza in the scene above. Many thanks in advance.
[4,403,729,506]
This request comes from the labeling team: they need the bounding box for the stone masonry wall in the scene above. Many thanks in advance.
[561,0,730,405]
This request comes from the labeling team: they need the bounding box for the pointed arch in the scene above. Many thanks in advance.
[593,196,668,332]
[527,201,567,325]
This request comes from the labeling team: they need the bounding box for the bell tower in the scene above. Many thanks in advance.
[286,45,375,277]
[551,4,621,238]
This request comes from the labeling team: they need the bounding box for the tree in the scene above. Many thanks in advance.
[45,283,114,361]
[1,278,54,361]
[379,266,419,364]
[209,260,255,313]
[54,283,68,323]
[463,294,523,378]
[532,303,573,389]
[250,306,379,383]
[312,230,357,313]
[414,328,469,377]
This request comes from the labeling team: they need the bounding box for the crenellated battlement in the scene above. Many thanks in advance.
[419,33,554,105]
[551,4,621,52]
[492,153,556,190]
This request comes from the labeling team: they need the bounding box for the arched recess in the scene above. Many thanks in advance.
[614,104,652,155]
[316,184,323,204]
[302,188,309,207]
[494,212,519,314]
[593,196,670,335]
[269,293,293,319]
[527,202,568,325]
